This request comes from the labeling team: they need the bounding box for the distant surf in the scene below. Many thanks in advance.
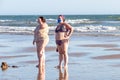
[0,15,120,35]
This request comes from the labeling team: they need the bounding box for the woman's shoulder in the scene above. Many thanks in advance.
[61,22,69,26]
[42,23,48,28]
[45,23,48,27]
[63,22,73,30]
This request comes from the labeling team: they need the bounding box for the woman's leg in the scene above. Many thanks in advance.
[59,54,64,68]
[37,64,45,79]
[42,49,45,66]
[36,41,44,69]
[62,42,69,68]
[36,39,49,67]
[64,66,68,80]
[42,39,49,66]
[57,46,64,68]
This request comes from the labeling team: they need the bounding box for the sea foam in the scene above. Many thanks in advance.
[0,25,119,35]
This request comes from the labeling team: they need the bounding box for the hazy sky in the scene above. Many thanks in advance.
[0,0,120,15]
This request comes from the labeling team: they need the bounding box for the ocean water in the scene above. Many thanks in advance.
[0,15,120,35]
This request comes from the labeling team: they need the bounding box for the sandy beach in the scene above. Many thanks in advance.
[0,33,120,80]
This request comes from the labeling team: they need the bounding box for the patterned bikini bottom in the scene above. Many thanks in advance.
[56,39,68,46]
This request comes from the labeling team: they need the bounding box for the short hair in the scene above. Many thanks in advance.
[39,16,46,22]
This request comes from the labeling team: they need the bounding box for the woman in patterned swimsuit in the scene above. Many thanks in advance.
[55,15,73,69]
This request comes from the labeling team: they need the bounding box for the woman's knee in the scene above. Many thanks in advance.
[38,52,43,57]
[62,48,67,53]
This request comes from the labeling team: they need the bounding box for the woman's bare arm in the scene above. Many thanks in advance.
[63,23,74,37]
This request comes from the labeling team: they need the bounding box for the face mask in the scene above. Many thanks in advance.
[57,18,61,23]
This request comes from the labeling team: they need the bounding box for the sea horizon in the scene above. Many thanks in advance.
[0,13,120,15]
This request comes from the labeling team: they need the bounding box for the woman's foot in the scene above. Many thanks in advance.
[55,65,62,69]
[36,64,45,68]
[64,65,68,69]
[36,64,39,67]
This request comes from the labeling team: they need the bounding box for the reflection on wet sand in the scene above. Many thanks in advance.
[37,66,45,80]
[92,54,120,59]
[58,67,68,80]
[80,44,118,48]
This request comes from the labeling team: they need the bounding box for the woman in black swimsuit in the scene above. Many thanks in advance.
[55,15,73,69]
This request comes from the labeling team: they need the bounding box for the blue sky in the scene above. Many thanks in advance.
[0,0,120,15]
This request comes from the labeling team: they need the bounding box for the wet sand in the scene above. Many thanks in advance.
[68,52,89,57]
[92,54,120,59]
[0,55,32,59]
[105,48,120,51]
[80,44,118,48]
[0,34,120,80]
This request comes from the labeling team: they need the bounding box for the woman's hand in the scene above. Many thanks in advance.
[64,35,70,39]
[33,40,35,45]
